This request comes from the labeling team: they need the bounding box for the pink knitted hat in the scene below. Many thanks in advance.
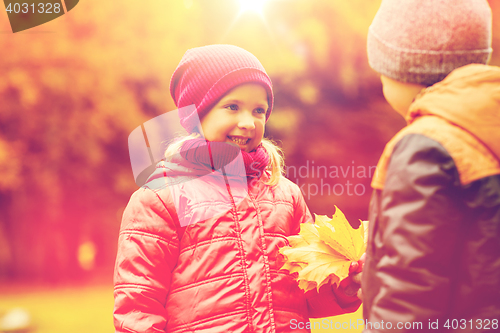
[170,45,274,133]
[367,0,492,86]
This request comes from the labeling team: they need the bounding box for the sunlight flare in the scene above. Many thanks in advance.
[239,0,269,15]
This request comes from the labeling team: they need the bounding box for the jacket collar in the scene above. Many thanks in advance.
[407,64,500,160]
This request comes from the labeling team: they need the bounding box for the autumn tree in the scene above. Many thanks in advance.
[0,0,498,280]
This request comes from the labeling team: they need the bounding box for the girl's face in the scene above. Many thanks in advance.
[199,83,268,152]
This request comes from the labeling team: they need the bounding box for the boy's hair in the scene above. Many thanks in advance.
[164,134,285,186]
[367,0,492,86]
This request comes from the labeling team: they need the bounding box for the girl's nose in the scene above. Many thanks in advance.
[237,111,256,130]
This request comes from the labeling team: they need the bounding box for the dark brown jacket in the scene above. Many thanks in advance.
[362,64,500,332]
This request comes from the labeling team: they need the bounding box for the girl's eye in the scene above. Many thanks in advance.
[255,108,266,114]
[226,104,238,111]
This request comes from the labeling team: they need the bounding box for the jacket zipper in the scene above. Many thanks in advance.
[221,166,255,332]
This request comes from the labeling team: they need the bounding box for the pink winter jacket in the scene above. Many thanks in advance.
[113,157,360,333]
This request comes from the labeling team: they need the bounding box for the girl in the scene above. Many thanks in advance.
[113,44,362,333]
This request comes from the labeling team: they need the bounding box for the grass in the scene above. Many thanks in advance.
[311,308,365,332]
[0,282,364,333]
[0,283,115,333]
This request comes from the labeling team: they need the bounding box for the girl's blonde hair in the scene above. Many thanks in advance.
[164,134,285,186]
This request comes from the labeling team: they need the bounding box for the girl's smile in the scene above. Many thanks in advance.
[228,136,251,146]
[198,83,269,152]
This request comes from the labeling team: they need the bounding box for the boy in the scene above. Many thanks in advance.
[362,0,500,331]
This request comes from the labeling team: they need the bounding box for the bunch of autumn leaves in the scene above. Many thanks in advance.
[279,206,368,292]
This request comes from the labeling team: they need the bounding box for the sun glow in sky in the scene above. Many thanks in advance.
[239,0,269,15]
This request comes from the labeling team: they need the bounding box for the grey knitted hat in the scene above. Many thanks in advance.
[367,0,492,86]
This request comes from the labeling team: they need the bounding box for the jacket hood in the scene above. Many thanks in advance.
[408,64,500,160]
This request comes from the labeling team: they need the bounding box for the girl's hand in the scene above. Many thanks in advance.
[341,253,366,300]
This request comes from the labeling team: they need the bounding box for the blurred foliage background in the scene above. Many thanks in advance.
[0,0,499,331]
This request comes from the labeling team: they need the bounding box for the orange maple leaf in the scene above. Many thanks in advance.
[279,206,368,292]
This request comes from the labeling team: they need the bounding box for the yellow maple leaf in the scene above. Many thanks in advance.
[287,222,320,248]
[279,206,368,292]
[317,207,366,261]
[298,279,318,292]
[280,261,306,275]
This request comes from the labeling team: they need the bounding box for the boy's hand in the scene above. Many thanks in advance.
[341,253,365,299]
